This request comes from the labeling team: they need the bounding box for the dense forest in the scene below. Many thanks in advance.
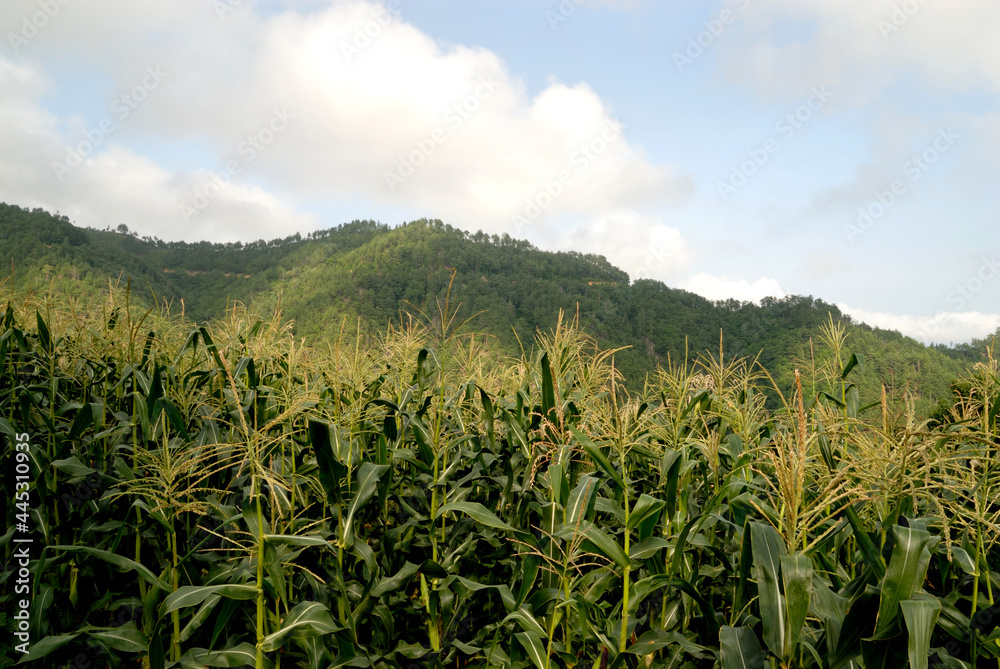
[1,202,996,417]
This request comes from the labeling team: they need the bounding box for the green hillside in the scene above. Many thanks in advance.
[2,201,993,414]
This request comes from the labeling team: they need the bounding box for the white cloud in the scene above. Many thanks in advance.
[0,0,691,245]
[720,0,1000,103]
[0,55,318,242]
[551,211,692,281]
[838,303,1000,345]
[680,273,786,304]
[252,4,692,231]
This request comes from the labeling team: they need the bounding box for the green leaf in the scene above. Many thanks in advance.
[50,456,96,478]
[49,545,171,591]
[409,414,436,467]
[154,398,189,439]
[540,352,556,424]
[261,601,340,652]
[242,497,271,542]
[343,461,388,548]
[571,427,626,493]
[630,537,671,560]
[565,474,598,528]
[147,361,163,422]
[661,450,682,518]
[734,520,754,619]
[187,642,263,668]
[479,386,495,448]
[418,560,448,579]
[861,635,909,669]
[719,625,766,669]
[819,392,845,409]
[875,525,938,637]
[831,586,878,669]
[35,310,51,354]
[660,578,721,645]
[68,403,95,440]
[846,384,861,419]
[842,352,864,379]
[88,623,148,653]
[308,418,347,507]
[810,575,850,654]
[548,462,567,508]
[624,629,673,655]
[198,325,227,372]
[436,501,515,531]
[372,561,420,597]
[626,574,674,616]
[503,607,548,637]
[749,522,787,659]
[17,633,79,664]
[627,494,665,531]
[515,631,548,669]
[579,521,630,569]
[160,584,258,618]
[149,626,165,669]
[900,596,941,669]
[844,504,886,579]
[595,496,625,525]
[780,554,813,661]
[263,534,329,546]
[180,594,221,643]
[263,539,286,604]
[950,547,976,575]
[928,649,973,669]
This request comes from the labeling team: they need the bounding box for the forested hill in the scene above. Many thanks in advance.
[1,202,994,412]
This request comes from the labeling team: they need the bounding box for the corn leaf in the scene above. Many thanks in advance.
[780,554,813,661]
[900,596,941,669]
[874,525,938,637]
[750,521,787,658]
[160,584,258,617]
[515,631,548,669]
[436,501,515,531]
[260,601,340,652]
[719,625,766,669]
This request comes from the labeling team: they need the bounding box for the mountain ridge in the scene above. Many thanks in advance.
[2,201,995,414]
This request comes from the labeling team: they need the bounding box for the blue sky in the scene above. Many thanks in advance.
[1,0,998,344]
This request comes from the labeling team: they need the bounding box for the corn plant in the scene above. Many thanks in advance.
[2,285,1000,669]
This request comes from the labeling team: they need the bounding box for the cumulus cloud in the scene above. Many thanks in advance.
[0,54,318,242]
[679,273,786,304]
[0,0,691,246]
[552,211,692,282]
[838,303,1000,345]
[717,0,1000,104]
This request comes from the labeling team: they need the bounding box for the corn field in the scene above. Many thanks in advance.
[1,284,999,669]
